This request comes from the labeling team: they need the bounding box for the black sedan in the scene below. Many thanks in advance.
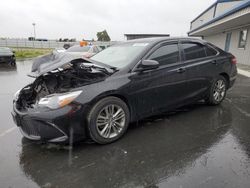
[12,37,237,144]
[0,47,16,65]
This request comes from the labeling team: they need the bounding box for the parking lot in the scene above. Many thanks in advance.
[1,60,250,188]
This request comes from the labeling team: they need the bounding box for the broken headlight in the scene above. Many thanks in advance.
[38,91,82,109]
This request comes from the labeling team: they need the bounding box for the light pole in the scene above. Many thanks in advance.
[32,23,36,39]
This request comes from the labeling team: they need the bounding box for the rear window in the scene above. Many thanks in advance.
[0,47,12,53]
[182,43,206,61]
[204,45,218,56]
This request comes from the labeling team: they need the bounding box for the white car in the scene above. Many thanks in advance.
[66,45,103,58]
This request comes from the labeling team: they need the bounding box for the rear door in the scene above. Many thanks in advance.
[180,41,219,101]
[130,41,188,117]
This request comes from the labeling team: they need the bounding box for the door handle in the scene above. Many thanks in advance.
[177,67,186,73]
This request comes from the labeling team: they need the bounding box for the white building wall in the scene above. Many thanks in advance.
[191,7,215,30]
[204,26,250,65]
[215,1,243,17]
[204,33,227,49]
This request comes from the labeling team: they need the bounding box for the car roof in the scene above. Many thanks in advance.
[122,37,204,45]
[0,47,11,50]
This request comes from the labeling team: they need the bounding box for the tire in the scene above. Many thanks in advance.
[10,60,16,66]
[206,75,227,105]
[87,97,130,144]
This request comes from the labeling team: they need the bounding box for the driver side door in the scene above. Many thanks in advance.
[129,42,188,119]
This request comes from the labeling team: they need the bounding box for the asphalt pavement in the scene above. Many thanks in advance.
[0,60,250,188]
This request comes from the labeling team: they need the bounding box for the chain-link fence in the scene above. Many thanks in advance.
[0,39,117,49]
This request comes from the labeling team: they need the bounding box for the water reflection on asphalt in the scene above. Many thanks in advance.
[0,61,250,188]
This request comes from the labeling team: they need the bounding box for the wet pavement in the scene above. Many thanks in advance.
[1,60,250,188]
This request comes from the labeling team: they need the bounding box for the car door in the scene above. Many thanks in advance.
[129,41,188,118]
[180,41,219,102]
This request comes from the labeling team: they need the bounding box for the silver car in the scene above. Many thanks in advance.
[66,45,102,58]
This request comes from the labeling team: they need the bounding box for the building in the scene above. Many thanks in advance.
[189,0,250,65]
[124,34,170,40]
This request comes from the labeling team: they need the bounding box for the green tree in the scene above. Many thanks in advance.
[97,30,111,41]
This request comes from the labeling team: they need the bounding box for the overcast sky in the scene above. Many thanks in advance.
[0,0,214,41]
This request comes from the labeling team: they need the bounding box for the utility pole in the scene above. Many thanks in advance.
[32,23,36,39]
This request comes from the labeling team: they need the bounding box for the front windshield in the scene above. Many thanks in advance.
[66,46,91,52]
[90,43,148,68]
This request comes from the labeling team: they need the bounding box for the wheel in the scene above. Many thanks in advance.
[206,75,227,105]
[87,97,130,144]
[10,60,16,66]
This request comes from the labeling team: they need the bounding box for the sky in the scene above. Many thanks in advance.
[0,0,215,41]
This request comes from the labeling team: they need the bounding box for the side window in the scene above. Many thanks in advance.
[148,44,179,66]
[182,43,206,61]
[204,45,217,56]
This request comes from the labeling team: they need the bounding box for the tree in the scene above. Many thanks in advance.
[97,30,111,41]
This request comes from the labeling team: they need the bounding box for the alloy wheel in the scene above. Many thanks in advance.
[213,79,226,102]
[96,104,126,139]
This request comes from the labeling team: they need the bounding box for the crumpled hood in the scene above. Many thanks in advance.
[29,53,113,78]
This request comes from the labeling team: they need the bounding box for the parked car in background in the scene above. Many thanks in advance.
[12,37,237,144]
[66,45,102,58]
[31,45,102,72]
[63,43,71,49]
[0,47,16,65]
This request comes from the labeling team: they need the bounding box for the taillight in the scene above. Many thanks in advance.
[231,56,237,64]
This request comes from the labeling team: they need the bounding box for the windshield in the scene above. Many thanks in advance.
[66,46,91,52]
[90,43,148,68]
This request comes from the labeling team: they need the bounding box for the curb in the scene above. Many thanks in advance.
[238,68,250,78]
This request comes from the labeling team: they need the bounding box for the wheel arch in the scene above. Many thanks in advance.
[219,72,230,89]
[87,91,135,122]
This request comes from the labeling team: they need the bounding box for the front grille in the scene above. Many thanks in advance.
[0,56,12,62]
[21,119,40,136]
[20,118,65,140]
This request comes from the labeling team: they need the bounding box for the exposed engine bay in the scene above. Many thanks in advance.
[16,60,111,110]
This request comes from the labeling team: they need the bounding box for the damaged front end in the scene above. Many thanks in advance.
[12,58,113,142]
[16,59,111,110]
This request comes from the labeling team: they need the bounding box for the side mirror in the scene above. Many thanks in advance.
[136,60,159,72]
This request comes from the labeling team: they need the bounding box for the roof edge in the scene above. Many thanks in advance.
[190,0,240,24]
[189,0,250,35]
